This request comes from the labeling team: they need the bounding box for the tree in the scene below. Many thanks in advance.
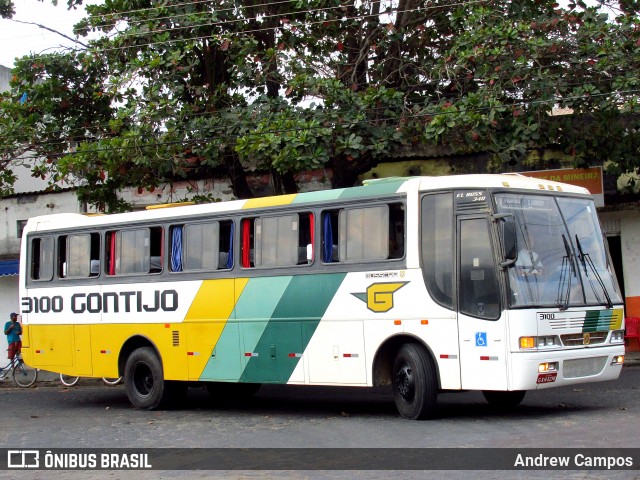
[0,0,639,211]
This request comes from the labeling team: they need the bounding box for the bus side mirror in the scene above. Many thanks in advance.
[494,214,517,268]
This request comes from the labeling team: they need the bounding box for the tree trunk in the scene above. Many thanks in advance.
[225,154,254,199]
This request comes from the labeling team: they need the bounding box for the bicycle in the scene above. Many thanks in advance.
[59,374,123,387]
[0,353,38,387]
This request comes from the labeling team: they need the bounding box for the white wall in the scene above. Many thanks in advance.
[600,209,640,318]
[1,190,87,255]
[119,178,236,208]
[619,210,640,317]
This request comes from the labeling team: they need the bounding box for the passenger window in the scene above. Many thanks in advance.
[30,237,54,281]
[339,206,387,261]
[322,203,404,263]
[241,218,255,268]
[106,227,163,275]
[242,213,313,268]
[170,220,233,272]
[58,233,100,278]
[321,211,339,263]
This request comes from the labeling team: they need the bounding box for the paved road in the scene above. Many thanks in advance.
[0,364,638,480]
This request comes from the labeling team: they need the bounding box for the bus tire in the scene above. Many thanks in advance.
[392,343,438,420]
[482,390,526,408]
[124,347,169,410]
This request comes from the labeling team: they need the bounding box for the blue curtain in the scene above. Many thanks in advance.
[322,213,333,263]
[171,227,183,272]
[226,223,234,269]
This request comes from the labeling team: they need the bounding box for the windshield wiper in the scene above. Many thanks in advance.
[575,235,613,309]
[557,234,577,311]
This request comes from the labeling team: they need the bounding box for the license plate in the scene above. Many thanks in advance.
[536,372,557,384]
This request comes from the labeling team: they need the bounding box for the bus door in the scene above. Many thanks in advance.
[456,214,508,390]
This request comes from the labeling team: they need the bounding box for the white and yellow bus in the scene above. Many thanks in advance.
[19,175,626,419]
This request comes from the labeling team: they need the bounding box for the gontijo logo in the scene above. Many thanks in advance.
[352,282,409,313]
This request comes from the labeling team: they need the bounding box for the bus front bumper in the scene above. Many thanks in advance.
[509,345,625,391]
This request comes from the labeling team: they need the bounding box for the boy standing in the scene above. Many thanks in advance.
[4,312,22,361]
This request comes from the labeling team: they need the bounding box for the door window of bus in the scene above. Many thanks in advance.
[106,227,163,275]
[421,193,454,309]
[30,236,54,281]
[58,233,100,278]
[170,220,234,272]
[459,218,501,320]
[321,203,404,263]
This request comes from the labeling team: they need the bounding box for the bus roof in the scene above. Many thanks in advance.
[24,174,590,232]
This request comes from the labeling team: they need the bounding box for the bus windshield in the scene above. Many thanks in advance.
[494,193,623,309]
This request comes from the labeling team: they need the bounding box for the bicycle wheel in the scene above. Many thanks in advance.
[13,362,38,387]
[102,376,123,386]
[60,373,80,387]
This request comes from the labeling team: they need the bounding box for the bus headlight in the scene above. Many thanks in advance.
[519,336,561,350]
[611,355,625,365]
[537,336,561,348]
[538,362,558,373]
[610,330,625,344]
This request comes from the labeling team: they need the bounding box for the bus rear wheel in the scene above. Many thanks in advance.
[482,390,526,408]
[124,347,185,410]
[391,343,438,420]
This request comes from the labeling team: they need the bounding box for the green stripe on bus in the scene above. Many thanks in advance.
[239,273,347,384]
[292,189,345,204]
[200,276,293,382]
[292,178,405,205]
[336,179,406,199]
[582,310,614,333]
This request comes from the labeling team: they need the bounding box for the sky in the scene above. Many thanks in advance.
[0,0,94,68]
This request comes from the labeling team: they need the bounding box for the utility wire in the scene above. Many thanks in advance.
[15,0,492,61]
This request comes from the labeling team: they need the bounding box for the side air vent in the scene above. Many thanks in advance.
[172,331,180,347]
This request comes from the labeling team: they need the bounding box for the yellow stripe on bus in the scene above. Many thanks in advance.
[182,278,250,380]
[242,194,297,209]
[184,278,246,322]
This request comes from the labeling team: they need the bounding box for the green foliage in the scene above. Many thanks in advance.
[1,0,639,209]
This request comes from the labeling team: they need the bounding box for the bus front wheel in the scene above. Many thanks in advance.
[391,343,438,420]
[124,347,185,410]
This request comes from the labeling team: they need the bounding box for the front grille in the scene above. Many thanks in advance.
[561,331,608,346]
[549,315,589,329]
[563,356,607,378]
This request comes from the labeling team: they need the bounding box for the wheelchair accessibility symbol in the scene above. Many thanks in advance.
[476,332,487,347]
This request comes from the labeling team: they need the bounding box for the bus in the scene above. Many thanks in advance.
[18,174,626,419]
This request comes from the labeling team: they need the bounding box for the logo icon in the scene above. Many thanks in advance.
[352,282,408,313]
[583,333,591,345]
[7,450,39,469]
